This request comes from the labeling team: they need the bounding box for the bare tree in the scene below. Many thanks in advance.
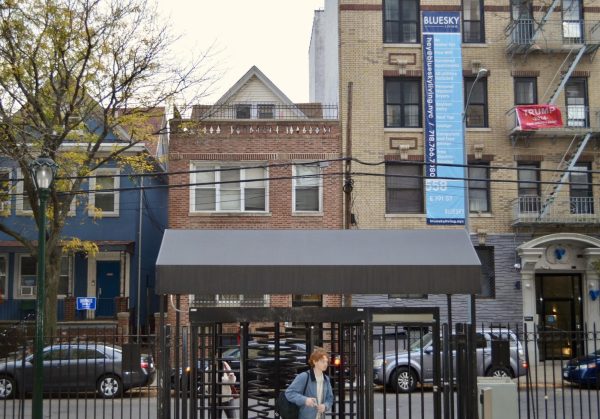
[0,0,216,335]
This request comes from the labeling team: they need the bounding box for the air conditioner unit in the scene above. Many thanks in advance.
[21,287,34,296]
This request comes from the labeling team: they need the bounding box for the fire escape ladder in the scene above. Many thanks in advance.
[544,45,587,105]
[537,132,592,220]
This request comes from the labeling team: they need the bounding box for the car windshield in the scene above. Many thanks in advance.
[409,333,434,352]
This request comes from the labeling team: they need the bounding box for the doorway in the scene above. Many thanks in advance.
[96,260,121,317]
[536,274,583,360]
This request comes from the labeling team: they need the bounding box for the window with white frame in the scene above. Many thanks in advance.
[15,169,32,214]
[0,169,10,213]
[89,169,120,216]
[0,255,7,301]
[190,163,268,212]
[293,164,323,212]
[16,254,72,298]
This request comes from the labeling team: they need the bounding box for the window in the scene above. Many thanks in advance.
[293,164,322,212]
[0,169,10,213]
[89,169,120,216]
[384,0,419,43]
[570,163,593,214]
[191,163,268,212]
[15,169,32,214]
[468,162,490,212]
[0,255,6,302]
[385,78,422,128]
[16,254,71,298]
[257,104,275,119]
[475,246,495,298]
[385,162,423,213]
[562,0,583,42]
[463,0,485,43]
[565,78,588,127]
[511,0,533,43]
[235,104,251,119]
[464,76,488,127]
[514,77,537,105]
[518,163,540,212]
[17,255,37,297]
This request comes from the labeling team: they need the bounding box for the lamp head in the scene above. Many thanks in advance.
[29,156,58,191]
[476,68,488,81]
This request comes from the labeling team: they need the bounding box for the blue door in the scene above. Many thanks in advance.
[96,261,120,317]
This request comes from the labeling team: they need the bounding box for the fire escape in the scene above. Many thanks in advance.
[506,0,600,225]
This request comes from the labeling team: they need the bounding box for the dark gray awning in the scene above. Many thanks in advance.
[155,229,481,295]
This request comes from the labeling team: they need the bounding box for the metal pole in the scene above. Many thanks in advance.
[32,188,48,419]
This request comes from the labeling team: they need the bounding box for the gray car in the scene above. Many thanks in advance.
[373,329,528,392]
[0,343,155,399]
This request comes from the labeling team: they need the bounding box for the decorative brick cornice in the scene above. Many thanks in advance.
[569,70,591,78]
[584,7,600,13]
[514,155,544,162]
[385,154,424,162]
[511,70,540,77]
[171,153,341,161]
[568,153,594,162]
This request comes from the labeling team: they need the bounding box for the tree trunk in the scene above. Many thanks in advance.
[44,248,62,339]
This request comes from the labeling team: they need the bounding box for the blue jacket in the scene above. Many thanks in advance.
[285,369,334,419]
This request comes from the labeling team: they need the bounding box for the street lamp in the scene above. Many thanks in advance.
[29,156,58,419]
[463,67,488,230]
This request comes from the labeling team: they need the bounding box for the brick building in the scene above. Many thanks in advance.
[166,66,343,327]
[312,0,600,359]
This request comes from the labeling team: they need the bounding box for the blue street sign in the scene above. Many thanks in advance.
[76,297,97,311]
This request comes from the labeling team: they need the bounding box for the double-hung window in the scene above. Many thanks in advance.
[385,162,423,213]
[462,0,485,43]
[191,163,268,212]
[16,254,71,298]
[565,78,588,127]
[518,163,540,212]
[15,169,32,214]
[514,77,537,105]
[0,169,10,213]
[570,163,593,214]
[293,164,322,212]
[384,0,419,43]
[89,169,120,216]
[385,78,422,128]
[464,76,488,127]
[0,255,6,301]
[258,104,275,119]
[235,104,251,119]
[468,162,490,213]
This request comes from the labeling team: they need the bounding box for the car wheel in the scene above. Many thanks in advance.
[391,367,417,393]
[97,374,123,398]
[0,375,17,399]
[486,366,514,378]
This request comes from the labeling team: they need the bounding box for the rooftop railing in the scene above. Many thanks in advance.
[190,103,338,121]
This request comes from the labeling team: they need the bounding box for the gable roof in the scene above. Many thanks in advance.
[214,66,297,107]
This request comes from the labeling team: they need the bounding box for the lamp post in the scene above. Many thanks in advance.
[29,156,58,419]
[462,67,488,231]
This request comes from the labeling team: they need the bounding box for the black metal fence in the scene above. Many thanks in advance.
[2,322,600,419]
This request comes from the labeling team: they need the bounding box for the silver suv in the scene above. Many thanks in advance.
[373,329,528,393]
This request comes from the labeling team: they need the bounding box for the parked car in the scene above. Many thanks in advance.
[0,343,155,399]
[373,329,528,393]
[562,350,600,387]
[170,339,307,393]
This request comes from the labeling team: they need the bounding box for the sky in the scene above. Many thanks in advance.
[156,0,326,104]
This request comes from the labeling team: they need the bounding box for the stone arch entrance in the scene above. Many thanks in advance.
[517,233,600,360]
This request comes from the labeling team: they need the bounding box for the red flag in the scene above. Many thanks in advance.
[515,104,563,130]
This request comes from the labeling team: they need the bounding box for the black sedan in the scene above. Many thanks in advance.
[562,350,600,387]
[0,343,155,399]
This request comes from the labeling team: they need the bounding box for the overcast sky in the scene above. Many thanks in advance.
[156,0,326,104]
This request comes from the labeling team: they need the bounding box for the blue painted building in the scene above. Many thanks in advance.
[0,113,168,331]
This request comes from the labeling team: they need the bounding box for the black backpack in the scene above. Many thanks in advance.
[275,371,309,419]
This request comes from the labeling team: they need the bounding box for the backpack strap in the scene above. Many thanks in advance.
[301,370,310,395]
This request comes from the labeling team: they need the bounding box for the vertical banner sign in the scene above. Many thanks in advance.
[422,11,465,225]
